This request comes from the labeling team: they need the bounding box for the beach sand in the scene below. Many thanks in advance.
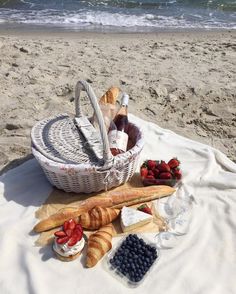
[0,29,235,173]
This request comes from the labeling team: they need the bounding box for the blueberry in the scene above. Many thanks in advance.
[129,270,135,278]
[137,259,143,266]
[129,277,136,283]
[139,239,145,246]
[123,258,129,266]
[133,247,137,253]
[130,263,135,270]
[124,248,129,255]
[139,249,144,255]
[150,246,156,252]
[140,265,145,271]
[141,255,146,261]
[143,261,148,267]
[126,240,131,246]
[137,268,142,275]
[153,252,158,259]
[136,244,142,250]
[122,268,128,275]
[109,258,115,265]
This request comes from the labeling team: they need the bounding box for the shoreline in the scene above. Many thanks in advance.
[0,29,235,173]
[0,24,235,37]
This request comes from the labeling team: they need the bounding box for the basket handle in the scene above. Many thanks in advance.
[74,80,113,164]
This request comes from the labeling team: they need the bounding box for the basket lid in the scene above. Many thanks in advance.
[31,113,104,165]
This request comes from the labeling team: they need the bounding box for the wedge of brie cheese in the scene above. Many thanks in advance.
[120,206,153,233]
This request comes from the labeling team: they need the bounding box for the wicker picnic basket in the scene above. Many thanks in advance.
[31,80,144,193]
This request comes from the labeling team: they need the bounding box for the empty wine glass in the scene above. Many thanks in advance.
[154,184,196,248]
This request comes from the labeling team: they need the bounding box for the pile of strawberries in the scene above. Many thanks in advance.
[54,218,83,246]
[140,158,182,187]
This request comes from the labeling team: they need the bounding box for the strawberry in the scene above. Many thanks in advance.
[140,167,148,178]
[65,229,73,237]
[68,235,79,247]
[75,224,83,232]
[142,178,158,186]
[68,218,76,230]
[54,230,67,238]
[153,169,160,178]
[73,229,82,241]
[147,160,156,170]
[168,158,180,169]
[173,169,182,180]
[159,172,172,180]
[56,236,70,244]
[145,175,155,180]
[148,170,154,176]
[137,204,152,215]
[156,161,171,172]
[73,228,82,236]
[155,179,168,185]
[63,220,69,231]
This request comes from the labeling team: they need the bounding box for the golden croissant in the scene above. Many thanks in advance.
[79,206,120,230]
[86,224,113,268]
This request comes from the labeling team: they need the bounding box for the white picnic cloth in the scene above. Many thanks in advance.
[0,114,236,294]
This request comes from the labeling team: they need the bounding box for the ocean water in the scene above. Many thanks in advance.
[0,0,235,32]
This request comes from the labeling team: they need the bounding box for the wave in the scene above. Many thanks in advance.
[0,0,235,31]
[0,0,235,11]
[0,8,235,30]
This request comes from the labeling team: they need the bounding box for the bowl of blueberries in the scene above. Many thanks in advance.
[105,234,160,287]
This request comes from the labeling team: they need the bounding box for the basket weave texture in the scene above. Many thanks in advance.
[31,80,144,193]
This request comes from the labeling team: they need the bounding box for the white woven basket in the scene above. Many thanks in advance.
[31,80,144,193]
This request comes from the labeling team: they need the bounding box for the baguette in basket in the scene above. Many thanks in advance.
[33,185,175,233]
[93,86,120,131]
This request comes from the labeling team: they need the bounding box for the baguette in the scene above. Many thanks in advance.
[33,207,87,234]
[33,185,175,233]
[109,186,174,208]
[99,87,120,104]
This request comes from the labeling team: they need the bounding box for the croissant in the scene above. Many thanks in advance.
[79,206,120,230]
[86,224,113,268]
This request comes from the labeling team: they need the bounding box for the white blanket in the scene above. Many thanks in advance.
[0,114,236,294]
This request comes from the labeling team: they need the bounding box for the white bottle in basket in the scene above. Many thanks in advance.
[108,93,129,156]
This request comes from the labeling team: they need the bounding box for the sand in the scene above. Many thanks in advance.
[0,29,235,174]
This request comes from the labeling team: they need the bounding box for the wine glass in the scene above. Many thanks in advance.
[154,184,196,248]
